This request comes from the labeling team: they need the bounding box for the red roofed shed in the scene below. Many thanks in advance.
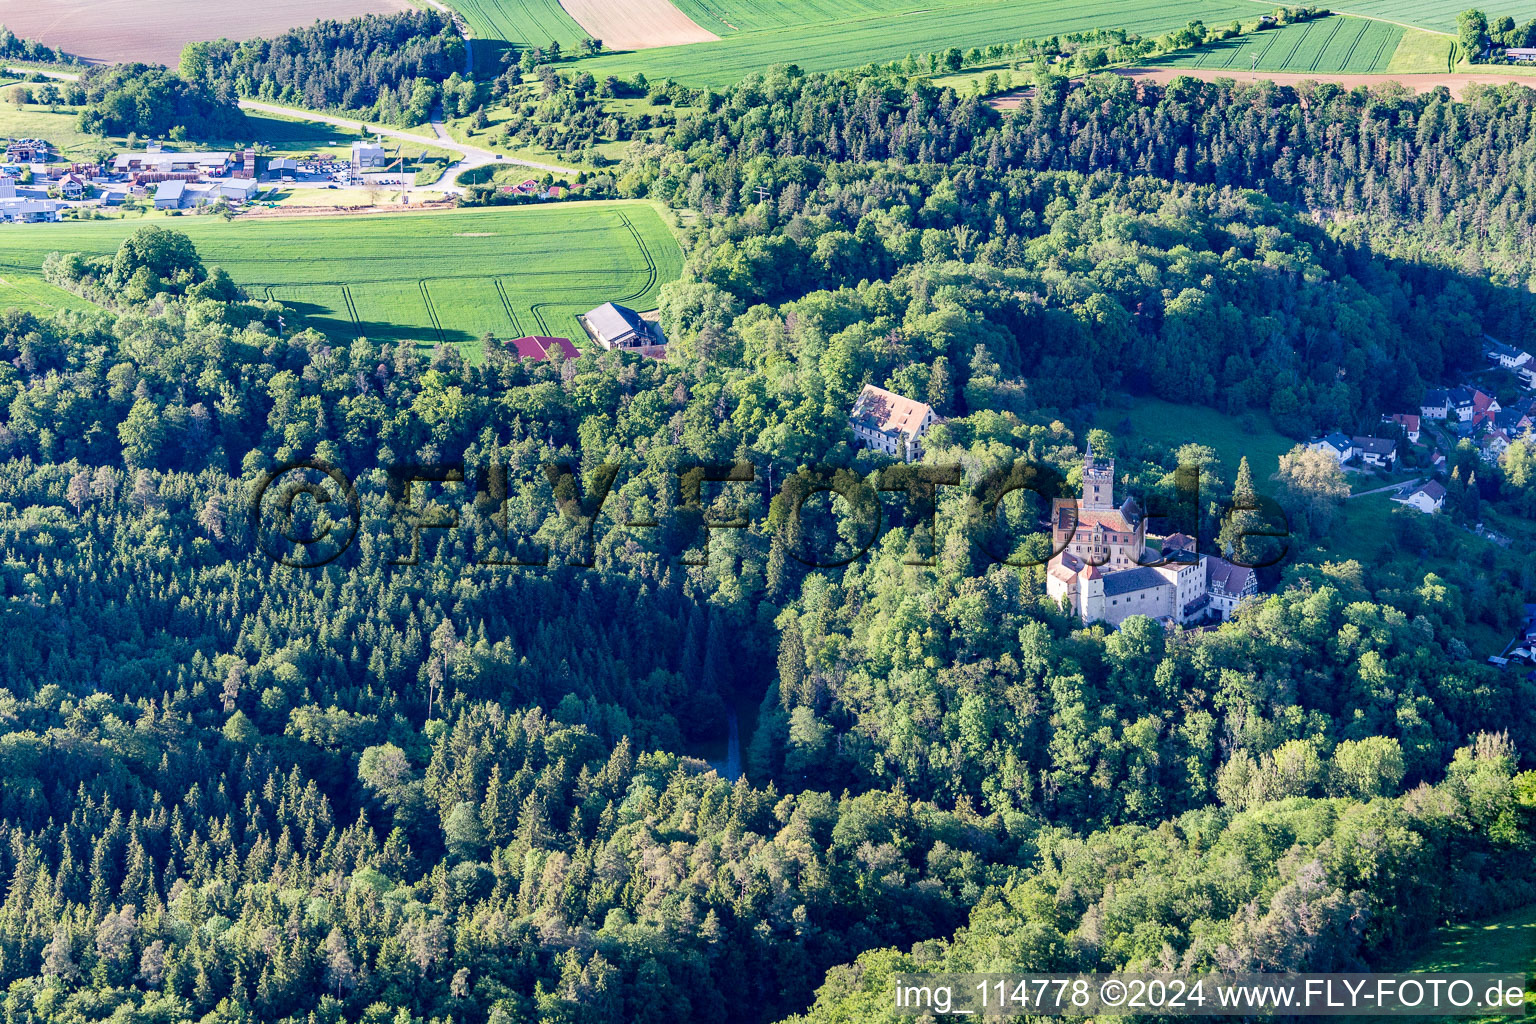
[509,336,579,360]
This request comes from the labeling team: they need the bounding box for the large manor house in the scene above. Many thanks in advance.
[1047,453,1259,629]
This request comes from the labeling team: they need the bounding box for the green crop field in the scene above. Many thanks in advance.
[1152,15,1404,73]
[580,0,1265,86]
[450,0,588,56]
[0,274,99,316]
[0,202,682,356]
[665,0,975,35]
[1329,0,1535,33]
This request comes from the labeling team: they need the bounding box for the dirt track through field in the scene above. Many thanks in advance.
[1115,66,1536,98]
[558,0,718,49]
[0,0,411,65]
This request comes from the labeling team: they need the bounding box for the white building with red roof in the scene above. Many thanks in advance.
[849,383,938,462]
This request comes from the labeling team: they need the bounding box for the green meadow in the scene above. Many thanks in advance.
[578,0,1264,87]
[1096,396,1297,484]
[0,202,682,356]
[1406,902,1536,1024]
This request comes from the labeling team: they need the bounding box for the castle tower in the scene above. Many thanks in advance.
[1082,453,1115,511]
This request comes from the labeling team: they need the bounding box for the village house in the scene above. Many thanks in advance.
[1046,453,1259,628]
[56,173,88,200]
[1396,480,1447,515]
[848,384,938,462]
[1485,336,1532,370]
[1495,406,1534,437]
[1421,389,1450,420]
[1351,435,1398,468]
[1381,413,1421,443]
[1307,432,1355,464]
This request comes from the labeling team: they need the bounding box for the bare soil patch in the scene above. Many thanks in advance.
[558,0,717,50]
[0,0,411,65]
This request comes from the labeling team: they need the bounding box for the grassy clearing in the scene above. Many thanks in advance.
[0,274,100,316]
[0,202,682,357]
[1151,16,1403,74]
[0,103,114,159]
[578,0,1263,87]
[1096,396,1297,485]
[1405,902,1536,1024]
[1386,28,1455,71]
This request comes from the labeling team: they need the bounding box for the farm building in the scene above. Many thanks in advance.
[508,336,581,360]
[3,139,48,163]
[848,383,938,462]
[582,302,666,354]
[0,197,62,223]
[220,178,260,202]
[153,181,185,210]
[1506,47,1536,61]
[113,150,233,177]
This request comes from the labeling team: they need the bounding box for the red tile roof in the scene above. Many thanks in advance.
[509,336,579,360]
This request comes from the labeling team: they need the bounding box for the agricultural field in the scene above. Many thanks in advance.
[0,202,682,357]
[558,0,718,50]
[664,0,976,35]
[578,0,1264,87]
[1152,16,1405,74]
[0,0,411,65]
[450,0,589,59]
[1328,0,1536,33]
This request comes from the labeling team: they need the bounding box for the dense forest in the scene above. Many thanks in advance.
[0,25,76,66]
[178,12,466,127]
[75,63,247,141]
[4,48,1536,1024]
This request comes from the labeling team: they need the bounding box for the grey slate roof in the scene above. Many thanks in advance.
[1101,566,1169,597]
[585,302,644,342]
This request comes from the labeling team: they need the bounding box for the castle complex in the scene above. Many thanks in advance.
[1046,452,1259,629]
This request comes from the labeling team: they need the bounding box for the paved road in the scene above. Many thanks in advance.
[2,65,81,82]
[1348,477,1421,500]
[236,99,573,192]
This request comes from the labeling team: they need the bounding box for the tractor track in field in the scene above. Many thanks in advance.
[1307,16,1344,71]
[494,279,524,336]
[340,286,363,336]
[418,281,446,345]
